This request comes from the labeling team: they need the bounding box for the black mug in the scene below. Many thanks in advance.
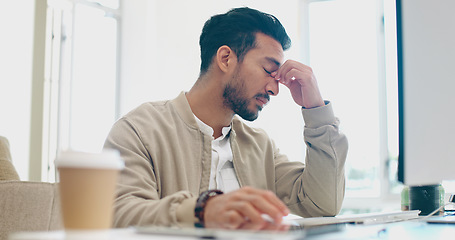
[409,185,441,216]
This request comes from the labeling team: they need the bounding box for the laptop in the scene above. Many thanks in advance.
[426,214,455,224]
[135,211,419,239]
[135,223,344,239]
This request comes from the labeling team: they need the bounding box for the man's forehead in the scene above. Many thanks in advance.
[254,33,285,64]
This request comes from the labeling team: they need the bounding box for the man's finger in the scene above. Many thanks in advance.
[260,190,290,218]
[233,188,288,223]
[229,200,268,226]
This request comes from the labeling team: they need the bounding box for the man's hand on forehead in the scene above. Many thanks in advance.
[271,60,325,108]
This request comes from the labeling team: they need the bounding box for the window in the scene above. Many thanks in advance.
[65,3,119,152]
[303,0,401,211]
[42,0,121,181]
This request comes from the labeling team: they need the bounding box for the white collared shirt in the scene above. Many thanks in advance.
[194,115,240,193]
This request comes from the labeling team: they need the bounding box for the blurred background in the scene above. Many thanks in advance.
[0,0,417,213]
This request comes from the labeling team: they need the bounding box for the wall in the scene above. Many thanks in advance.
[0,0,35,180]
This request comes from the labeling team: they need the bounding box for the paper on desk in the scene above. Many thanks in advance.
[284,210,421,227]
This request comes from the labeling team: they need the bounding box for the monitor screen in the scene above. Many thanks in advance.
[397,0,455,186]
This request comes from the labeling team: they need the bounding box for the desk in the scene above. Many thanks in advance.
[8,228,179,240]
[8,221,455,240]
[308,222,455,239]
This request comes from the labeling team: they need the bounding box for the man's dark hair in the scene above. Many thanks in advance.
[199,7,291,75]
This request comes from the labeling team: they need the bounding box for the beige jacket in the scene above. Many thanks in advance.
[104,92,348,228]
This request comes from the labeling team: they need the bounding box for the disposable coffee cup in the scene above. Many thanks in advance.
[55,149,124,230]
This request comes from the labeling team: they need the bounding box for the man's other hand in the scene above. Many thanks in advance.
[203,186,290,230]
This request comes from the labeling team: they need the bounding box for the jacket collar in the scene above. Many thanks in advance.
[171,91,240,136]
[171,91,200,130]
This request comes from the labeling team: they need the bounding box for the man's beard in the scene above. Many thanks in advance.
[222,71,269,122]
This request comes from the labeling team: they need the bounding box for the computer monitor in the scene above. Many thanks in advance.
[397,0,455,186]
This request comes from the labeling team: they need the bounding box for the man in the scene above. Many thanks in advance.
[104,7,348,230]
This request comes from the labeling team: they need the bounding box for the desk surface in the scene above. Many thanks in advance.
[8,221,455,240]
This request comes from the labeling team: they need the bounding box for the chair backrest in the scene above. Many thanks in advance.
[0,136,20,181]
[0,136,62,240]
[0,181,63,240]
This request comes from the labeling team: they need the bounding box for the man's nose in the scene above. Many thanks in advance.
[265,78,279,96]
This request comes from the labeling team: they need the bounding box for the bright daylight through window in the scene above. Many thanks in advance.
[44,0,120,181]
[306,0,401,211]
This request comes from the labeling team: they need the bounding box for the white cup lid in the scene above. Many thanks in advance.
[55,149,125,170]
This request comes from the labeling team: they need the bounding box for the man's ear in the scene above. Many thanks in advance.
[216,45,237,73]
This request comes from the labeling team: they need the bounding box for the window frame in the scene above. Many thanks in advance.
[300,0,401,212]
[29,0,122,182]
